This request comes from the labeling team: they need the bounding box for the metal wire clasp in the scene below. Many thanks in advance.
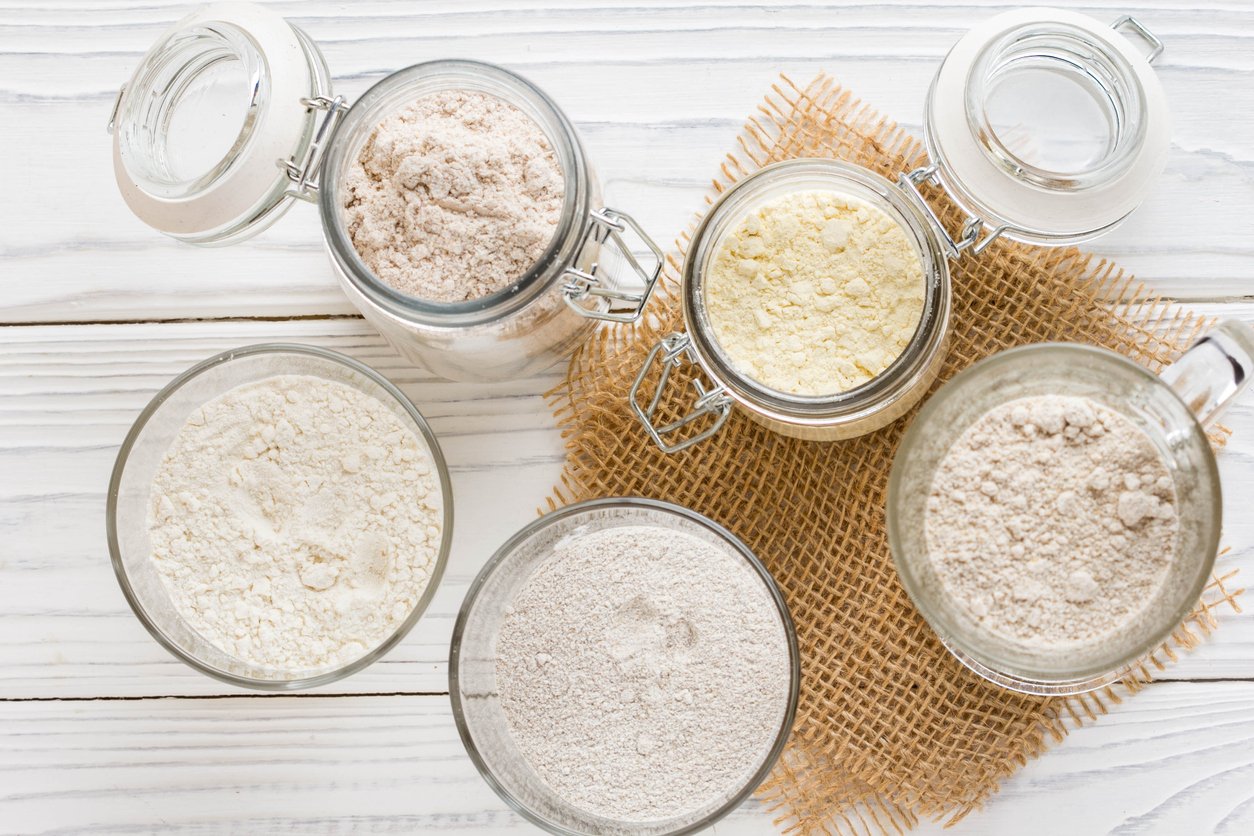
[629,333,733,454]
[1111,15,1164,64]
[282,95,347,202]
[899,166,1006,259]
[106,84,126,135]
[562,208,664,323]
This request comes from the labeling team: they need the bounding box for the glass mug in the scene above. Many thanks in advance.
[887,321,1254,694]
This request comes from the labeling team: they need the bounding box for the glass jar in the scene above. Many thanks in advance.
[631,9,1171,453]
[887,321,1254,695]
[108,2,662,382]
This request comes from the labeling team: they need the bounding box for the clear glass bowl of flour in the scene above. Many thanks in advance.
[107,344,453,690]
[887,322,1254,694]
[449,498,800,835]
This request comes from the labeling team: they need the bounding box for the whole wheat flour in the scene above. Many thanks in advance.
[925,394,1178,649]
[705,189,925,396]
[343,89,565,303]
[495,524,792,821]
[147,374,443,671]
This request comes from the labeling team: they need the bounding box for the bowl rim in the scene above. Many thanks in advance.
[447,496,801,836]
[105,342,455,691]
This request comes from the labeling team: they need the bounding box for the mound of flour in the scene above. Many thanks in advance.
[495,524,792,821]
[147,374,443,671]
[926,394,1178,650]
[343,89,565,303]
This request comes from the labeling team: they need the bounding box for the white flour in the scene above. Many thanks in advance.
[147,374,443,671]
[343,89,565,303]
[925,395,1178,649]
[495,524,791,822]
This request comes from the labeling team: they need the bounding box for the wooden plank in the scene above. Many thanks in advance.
[2,0,1254,324]
[2,307,1254,699]
[3,680,1254,834]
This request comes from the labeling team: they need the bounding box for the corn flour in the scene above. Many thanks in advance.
[704,189,925,396]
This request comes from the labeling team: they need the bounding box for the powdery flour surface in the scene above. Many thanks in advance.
[343,89,565,303]
[147,374,443,671]
[705,189,925,396]
[925,395,1178,650]
[495,525,792,822]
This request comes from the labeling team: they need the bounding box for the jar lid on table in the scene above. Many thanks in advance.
[918,7,1172,251]
[108,2,339,244]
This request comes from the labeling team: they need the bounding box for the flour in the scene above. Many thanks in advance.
[343,89,565,303]
[705,189,925,396]
[495,524,791,821]
[925,395,1178,649]
[147,374,443,671]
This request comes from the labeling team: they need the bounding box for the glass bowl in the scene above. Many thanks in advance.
[449,497,800,835]
[106,344,454,690]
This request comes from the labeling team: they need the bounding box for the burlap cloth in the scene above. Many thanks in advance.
[544,75,1244,833]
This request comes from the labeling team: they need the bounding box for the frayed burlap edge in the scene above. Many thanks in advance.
[542,74,1244,834]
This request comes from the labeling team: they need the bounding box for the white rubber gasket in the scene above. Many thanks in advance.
[113,2,314,239]
[925,7,1171,242]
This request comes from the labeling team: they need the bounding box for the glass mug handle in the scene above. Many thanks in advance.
[562,207,664,323]
[1159,320,1254,428]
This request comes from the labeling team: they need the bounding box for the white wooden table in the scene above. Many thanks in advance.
[4,1,1254,833]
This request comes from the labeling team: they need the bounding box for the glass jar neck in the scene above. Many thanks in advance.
[318,60,592,329]
[963,21,1147,192]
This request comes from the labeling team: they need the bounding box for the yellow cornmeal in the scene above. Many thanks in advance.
[704,189,926,396]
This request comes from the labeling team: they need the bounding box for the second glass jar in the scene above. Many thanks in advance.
[320,61,662,382]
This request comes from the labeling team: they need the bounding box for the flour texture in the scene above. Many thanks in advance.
[343,89,565,303]
[495,525,791,821]
[925,395,1178,649]
[705,189,925,396]
[147,374,443,671]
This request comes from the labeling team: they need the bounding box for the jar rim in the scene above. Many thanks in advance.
[319,59,592,328]
[681,158,951,426]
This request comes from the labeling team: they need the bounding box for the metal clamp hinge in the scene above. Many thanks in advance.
[1111,15,1164,65]
[629,333,733,454]
[562,207,664,323]
[899,166,1006,259]
[282,95,347,202]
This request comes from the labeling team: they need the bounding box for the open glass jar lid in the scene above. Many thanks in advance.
[109,1,336,245]
[631,8,1171,453]
[921,9,1171,249]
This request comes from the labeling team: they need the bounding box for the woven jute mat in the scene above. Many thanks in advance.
[544,75,1243,833]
